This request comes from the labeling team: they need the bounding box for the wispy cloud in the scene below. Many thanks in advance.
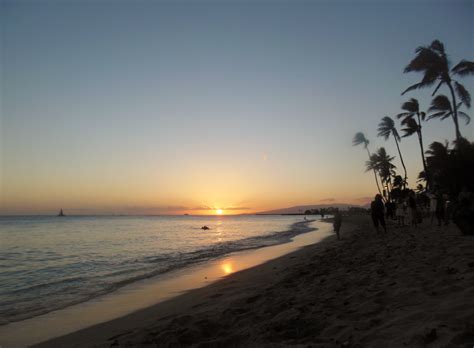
[319,198,336,202]
[223,207,251,211]
[354,196,372,203]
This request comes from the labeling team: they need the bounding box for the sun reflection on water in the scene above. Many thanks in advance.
[221,262,234,275]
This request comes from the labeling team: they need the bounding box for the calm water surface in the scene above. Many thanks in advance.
[0,215,318,324]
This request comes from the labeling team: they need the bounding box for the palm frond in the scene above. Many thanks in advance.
[401,117,419,137]
[365,154,379,172]
[426,141,449,157]
[397,112,412,119]
[420,68,440,88]
[440,113,452,120]
[420,112,426,121]
[452,60,474,76]
[428,111,446,121]
[353,132,369,147]
[454,81,471,108]
[400,98,419,113]
[401,116,413,126]
[404,47,441,73]
[429,40,446,56]
[401,82,424,95]
[427,111,449,121]
[458,111,471,125]
[377,116,395,140]
[428,95,452,113]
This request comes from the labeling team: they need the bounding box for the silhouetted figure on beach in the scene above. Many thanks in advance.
[333,209,342,240]
[395,198,405,227]
[428,191,437,225]
[444,194,452,225]
[385,200,395,220]
[435,191,446,227]
[370,194,386,234]
[408,191,418,228]
[454,186,474,235]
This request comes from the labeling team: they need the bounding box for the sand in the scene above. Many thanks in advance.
[35,216,474,347]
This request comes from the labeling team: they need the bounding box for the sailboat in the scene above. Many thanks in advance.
[58,209,65,217]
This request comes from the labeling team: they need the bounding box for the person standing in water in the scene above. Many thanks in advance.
[371,194,386,234]
[333,208,342,240]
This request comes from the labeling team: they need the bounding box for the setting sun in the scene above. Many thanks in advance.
[216,209,223,215]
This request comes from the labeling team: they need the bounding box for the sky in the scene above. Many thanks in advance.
[1,0,473,215]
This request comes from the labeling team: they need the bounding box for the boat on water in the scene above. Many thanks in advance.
[58,209,65,217]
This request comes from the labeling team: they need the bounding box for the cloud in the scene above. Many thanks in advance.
[188,206,212,211]
[354,196,372,203]
[319,198,336,202]
[66,204,251,214]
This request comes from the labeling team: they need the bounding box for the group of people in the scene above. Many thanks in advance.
[331,186,473,239]
[370,186,474,234]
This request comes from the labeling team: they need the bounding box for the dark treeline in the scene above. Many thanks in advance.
[353,40,474,235]
[304,207,367,216]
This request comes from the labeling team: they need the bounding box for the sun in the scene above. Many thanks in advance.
[216,209,224,215]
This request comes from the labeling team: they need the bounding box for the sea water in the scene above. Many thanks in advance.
[0,215,319,325]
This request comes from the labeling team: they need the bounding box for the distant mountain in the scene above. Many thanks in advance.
[256,203,361,215]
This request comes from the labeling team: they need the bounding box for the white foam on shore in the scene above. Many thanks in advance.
[0,220,332,348]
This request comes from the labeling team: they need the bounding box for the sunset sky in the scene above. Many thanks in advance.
[1,0,473,215]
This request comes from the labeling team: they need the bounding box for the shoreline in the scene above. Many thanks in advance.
[34,215,474,347]
[1,218,318,325]
[0,220,333,347]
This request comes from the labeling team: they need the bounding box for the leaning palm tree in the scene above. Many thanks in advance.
[365,153,386,201]
[397,98,430,188]
[377,116,407,186]
[353,132,383,198]
[402,40,474,143]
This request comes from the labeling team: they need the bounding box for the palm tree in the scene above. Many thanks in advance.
[402,40,474,143]
[376,147,397,195]
[397,98,430,188]
[425,141,450,191]
[377,116,407,185]
[353,132,383,198]
[425,139,474,195]
[367,147,396,200]
[427,95,471,128]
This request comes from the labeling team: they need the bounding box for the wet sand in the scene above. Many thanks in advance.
[36,216,474,347]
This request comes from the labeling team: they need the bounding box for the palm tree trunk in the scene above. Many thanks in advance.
[388,176,393,201]
[447,81,462,143]
[416,113,430,190]
[366,147,384,200]
[393,137,407,186]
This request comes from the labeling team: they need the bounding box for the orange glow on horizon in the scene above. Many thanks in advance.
[216,209,223,215]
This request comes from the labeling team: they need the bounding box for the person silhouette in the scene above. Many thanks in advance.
[371,194,386,234]
[333,208,342,240]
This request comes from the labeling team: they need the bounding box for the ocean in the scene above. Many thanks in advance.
[0,214,320,325]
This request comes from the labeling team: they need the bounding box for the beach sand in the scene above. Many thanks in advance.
[35,216,474,347]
